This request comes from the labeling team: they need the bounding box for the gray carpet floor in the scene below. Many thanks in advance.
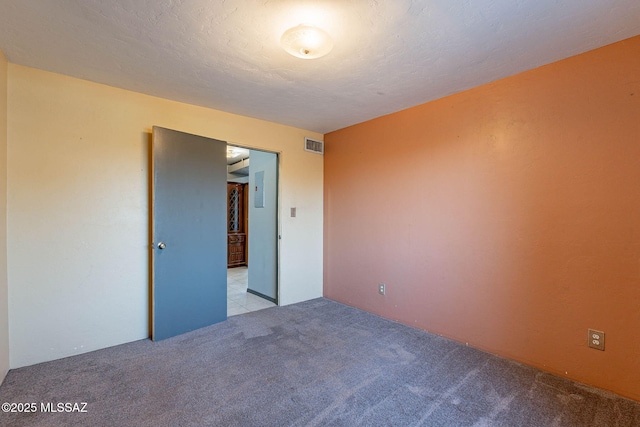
[1,298,639,426]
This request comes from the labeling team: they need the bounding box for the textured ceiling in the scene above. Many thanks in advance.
[1,0,639,134]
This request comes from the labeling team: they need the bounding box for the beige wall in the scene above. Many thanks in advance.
[324,36,640,401]
[7,64,323,367]
[0,50,9,383]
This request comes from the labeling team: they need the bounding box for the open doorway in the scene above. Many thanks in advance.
[226,145,278,316]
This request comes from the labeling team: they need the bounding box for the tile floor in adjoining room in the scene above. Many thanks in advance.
[227,266,277,316]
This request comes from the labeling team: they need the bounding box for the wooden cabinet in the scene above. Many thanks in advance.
[228,233,246,267]
[227,183,247,267]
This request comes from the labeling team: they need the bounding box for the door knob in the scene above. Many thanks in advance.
[157,242,166,250]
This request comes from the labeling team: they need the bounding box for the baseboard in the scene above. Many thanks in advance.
[246,288,277,304]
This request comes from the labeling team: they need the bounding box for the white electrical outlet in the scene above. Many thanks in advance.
[588,329,605,351]
[378,283,386,295]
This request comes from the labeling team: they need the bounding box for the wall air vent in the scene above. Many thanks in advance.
[304,137,324,155]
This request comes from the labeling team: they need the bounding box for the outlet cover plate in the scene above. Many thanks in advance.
[588,329,605,351]
[378,283,385,295]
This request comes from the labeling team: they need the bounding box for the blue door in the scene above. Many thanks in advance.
[151,126,227,341]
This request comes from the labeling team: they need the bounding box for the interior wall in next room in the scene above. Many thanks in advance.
[323,35,640,401]
[248,150,278,301]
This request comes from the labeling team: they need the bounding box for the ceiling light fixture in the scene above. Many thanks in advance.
[280,24,333,59]
[226,147,245,158]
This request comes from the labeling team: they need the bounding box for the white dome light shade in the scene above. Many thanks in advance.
[281,25,333,59]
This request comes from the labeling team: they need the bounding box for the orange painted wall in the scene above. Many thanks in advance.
[324,35,640,401]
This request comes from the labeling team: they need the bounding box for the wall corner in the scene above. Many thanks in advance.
[0,48,9,384]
